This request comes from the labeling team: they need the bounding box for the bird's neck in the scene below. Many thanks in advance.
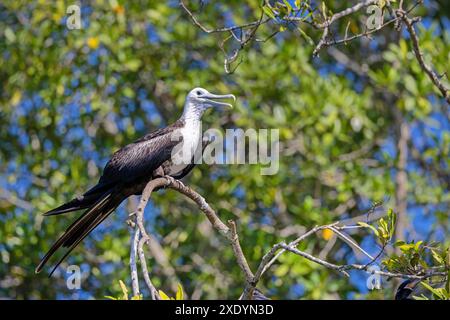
[181,102,203,123]
[180,112,201,138]
[179,103,202,155]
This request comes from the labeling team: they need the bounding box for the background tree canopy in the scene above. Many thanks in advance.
[0,0,449,299]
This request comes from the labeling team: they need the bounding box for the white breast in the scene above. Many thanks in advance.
[168,119,201,175]
[180,119,201,154]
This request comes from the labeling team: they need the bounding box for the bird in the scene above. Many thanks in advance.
[36,87,235,275]
[394,278,421,300]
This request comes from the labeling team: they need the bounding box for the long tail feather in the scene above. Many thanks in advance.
[43,195,98,216]
[48,204,118,277]
[35,191,124,274]
[43,184,114,216]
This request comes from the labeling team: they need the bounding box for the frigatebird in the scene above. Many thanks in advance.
[395,279,421,300]
[36,88,235,275]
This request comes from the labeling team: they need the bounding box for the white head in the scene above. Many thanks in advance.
[182,87,235,119]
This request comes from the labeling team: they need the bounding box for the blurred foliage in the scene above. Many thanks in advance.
[0,0,449,299]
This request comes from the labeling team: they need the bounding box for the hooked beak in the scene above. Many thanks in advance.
[203,93,236,108]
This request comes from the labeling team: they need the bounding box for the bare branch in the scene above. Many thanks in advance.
[314,16,399,55]
[315,0,378,28]
[137,236,160,300]
[129,225,140,297]
[179,0,269,34]
[401,13,450,104]
[246,220,446,296]
[248,223,340,295]
[131,176,254,299]
[329,226,374,261]
[313,25,330,57]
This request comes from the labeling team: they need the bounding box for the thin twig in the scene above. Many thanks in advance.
[137,237,160,300]
[129,225,140,297]
[247,223,340,296]
[281,243,351,277]
[329,226,374,261]
[179,0,269,34]
[401,13,450,103]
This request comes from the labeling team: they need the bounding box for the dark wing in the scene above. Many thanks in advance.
[86,122,183,195]
[395,279,421,300]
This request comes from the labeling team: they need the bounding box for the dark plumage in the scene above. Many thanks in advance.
[395,279,421,300]
[36,88,235,275]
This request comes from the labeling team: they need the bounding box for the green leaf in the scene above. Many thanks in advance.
[4,27,16,43]
[297,27,314,45]
[321,2,327,18]
[125,59,141,72]
[420,281,448,300]
[119,280,129,300]
[262,6,276,20]
[394,240,405,247]
[431,249,444,264]
[176,283,184,300]
[415,241,423,251]
[158,290,171,300]
[357,222,379,237]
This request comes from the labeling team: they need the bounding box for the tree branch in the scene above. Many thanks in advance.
[246,221,446,296]
[129,176,254,299]
[401,13,450,104]
[129,176,446,300]
[179,0,269,34]
[129,223,140,297]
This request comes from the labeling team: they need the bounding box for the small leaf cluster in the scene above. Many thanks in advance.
[105,280,142,300]
[385,245,449,300]
[358,208,396,246]
[159,283,184,300]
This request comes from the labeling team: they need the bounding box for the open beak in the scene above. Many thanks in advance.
[204,93,236,108]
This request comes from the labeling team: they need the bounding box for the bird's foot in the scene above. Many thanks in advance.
[126,211,137,227]
[164,175,185,188]
[176,179,186,188]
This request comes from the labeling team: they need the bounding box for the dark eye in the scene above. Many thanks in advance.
[196,91,202,96]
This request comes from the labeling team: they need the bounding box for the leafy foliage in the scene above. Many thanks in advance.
[383,241,448,276]
[358,208,396,246]
[105,280,142,300]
